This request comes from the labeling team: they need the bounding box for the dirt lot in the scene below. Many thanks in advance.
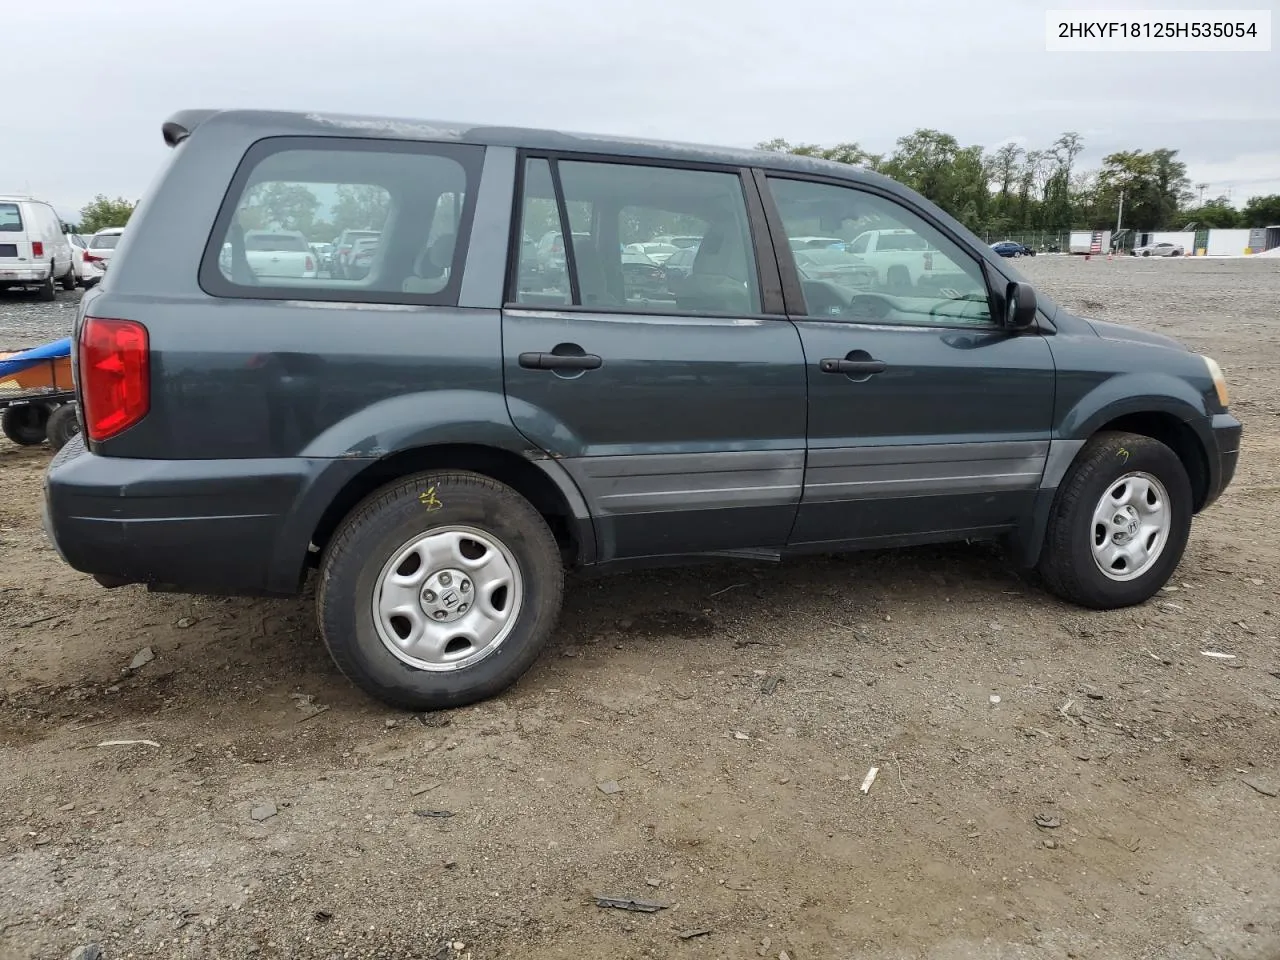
[2,257,1278,960]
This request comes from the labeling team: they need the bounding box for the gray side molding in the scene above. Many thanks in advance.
[1040,439,1087,489]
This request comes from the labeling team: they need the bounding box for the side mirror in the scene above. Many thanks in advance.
[1004,281,1037,329]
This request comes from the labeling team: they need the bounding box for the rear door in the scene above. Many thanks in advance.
[758,174,1056,549]
[502,155,807,562]
[0,201,30,276]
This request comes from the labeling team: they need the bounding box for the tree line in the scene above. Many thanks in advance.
[758,131,1280,236]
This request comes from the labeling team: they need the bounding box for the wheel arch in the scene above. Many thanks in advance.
[307,443,594,575]
[1090,411,1210,511]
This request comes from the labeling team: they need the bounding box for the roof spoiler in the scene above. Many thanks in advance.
[161,109,221,147]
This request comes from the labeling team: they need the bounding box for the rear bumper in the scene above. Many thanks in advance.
[0,265,52,282]
[43,436,369,595]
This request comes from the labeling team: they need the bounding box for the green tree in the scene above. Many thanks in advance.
[1180,197,1239,229]
[756,138,883,169]
[79,195,136,234]
[239,182,320,234]
[332,185,390,235]
[1243,194,1280,227]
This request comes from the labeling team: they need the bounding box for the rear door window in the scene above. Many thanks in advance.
[511,156,762,316]
[200,137,483,304]
[0,203,23,232]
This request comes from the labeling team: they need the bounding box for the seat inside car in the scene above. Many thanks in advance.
[402,232,455,294]
[675,221,754,315]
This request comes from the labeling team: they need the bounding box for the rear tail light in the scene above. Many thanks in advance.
[79,317,150,442]
[32,241,44,258]
[923,253,934,270]
[84,251,102,264]
[305,255,315,271]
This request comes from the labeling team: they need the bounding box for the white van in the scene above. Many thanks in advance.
[0,196,76,300]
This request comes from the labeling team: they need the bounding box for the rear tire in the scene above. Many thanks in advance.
[2,404,51,445]
[317,470,564,710]
[1037,431,1192,609]
[886,264,912,291]
[45,403,81,452]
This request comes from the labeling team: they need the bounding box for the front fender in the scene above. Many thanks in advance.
[1057,371,1208,440]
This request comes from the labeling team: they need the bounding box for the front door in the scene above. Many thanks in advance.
[759,175,1056,549]
[502,156,807,562]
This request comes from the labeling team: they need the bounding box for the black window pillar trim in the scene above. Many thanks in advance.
[546,158,582,307]
[750,167,806,317]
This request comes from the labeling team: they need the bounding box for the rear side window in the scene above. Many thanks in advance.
[200,137,482,305]
[0,203,22,232]
[511,156,761,316]
[90,233,121,249]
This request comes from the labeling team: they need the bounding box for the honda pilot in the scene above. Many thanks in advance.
[43,109,1241,710]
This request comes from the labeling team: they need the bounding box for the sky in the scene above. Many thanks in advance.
[3,0,1277,222]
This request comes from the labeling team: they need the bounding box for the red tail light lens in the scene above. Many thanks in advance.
[84,251,102,264]
[79,317,150,442]
[305,256,315,272]
[32,241,45,258]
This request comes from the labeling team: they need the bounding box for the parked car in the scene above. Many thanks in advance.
[791,248,878,289]
[1132,241,1184,257]
[661,245,699,291]
[620,251,667,300]
[626,241,679,264]
[242,230,318,279]
[991,240,1036,258]
[0,196,76,299]
[332,229,381,278]
[789,235,847,251]
[345,237,380,280]
[653,235,702,249]
[83,228,125,276]
[846,228,967,291]
[65,233,102,286]
[44,108,1241,714]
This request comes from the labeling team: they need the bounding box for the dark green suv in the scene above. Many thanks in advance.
[43,109,1241,710]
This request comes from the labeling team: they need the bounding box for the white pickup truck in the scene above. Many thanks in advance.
[846,228,967,292]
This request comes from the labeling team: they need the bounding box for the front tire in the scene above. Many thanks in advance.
[37,272,56,301]
[1038,431,1192,609]
[1,404,51,445]
[317,471,564,710]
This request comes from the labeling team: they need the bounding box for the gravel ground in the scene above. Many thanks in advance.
[0,287,82,352]
[1,256,1278,960]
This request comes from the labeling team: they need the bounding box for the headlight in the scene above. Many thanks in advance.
[1202,356,1229,409]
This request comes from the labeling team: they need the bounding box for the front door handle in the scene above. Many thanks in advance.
[518,351,603,371]
[819,357,887,375]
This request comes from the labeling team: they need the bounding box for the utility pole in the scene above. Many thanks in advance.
[1115,188,1125,247]
[1197,182,1208,205]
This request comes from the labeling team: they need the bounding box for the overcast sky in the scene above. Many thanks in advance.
[4,0,1277,221]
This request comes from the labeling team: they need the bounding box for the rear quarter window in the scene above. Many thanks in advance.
[199,137,483,305]
[0,203,23,232]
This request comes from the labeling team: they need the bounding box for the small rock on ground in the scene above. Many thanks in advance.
[129,646,154,669]
[250,802,277,822]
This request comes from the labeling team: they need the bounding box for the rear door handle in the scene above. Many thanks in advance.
[518,352,603,371]
[819,358,887,375]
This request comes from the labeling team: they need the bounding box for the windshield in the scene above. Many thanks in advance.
[245,233,310,252]
[90,233,121,249]
[0,203,22,232]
